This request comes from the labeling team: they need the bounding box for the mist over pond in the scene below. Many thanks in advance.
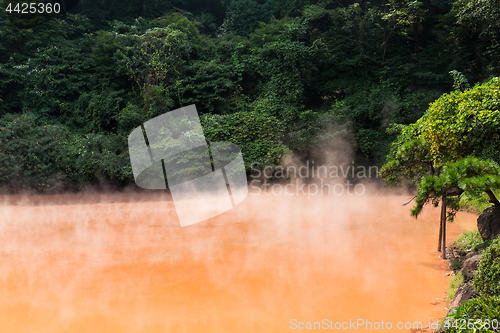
[0,191,476,332]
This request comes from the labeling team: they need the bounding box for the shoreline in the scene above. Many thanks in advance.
[437,211,483,333]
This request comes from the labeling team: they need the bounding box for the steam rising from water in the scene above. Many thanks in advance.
[0,191,476,332]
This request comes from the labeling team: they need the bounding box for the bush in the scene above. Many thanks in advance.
[71,133,132,185]
[473,237,500,296]
[200,111,291,170]
[420,77,500,166]
[453,229,485,252]
[444,296,500,332]
[0,112,132,192]
[0,111,76,192]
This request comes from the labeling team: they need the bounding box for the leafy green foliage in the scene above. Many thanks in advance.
[460,190,500,215]
[1,0,500,192]
[236,18,315,123]
[223,0,273,36]
[450,70,471,91]
[177,58,241,114]
[453,229,484,252]
[0,111,75,192]
[115,25,191,108]
[286,108,354,162]
[411,157,500,219]
[380,120,434,186]
[444,295,500,333]
[70,133,132,184]
[474,237,500,297]
[452,0,500,79]
[447,272,463,302]
[0,111,132,191]
[382,77,500,220]
[419,77,500,166]
[330,83,404,161]
[201,111,290,169]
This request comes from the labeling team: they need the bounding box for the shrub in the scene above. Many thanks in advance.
[473,237,500,296]
[419,77,500,166]
[71,133,132,184]
[0,111,76,192]
[453,229,485,252]
[201,111,291,170]
[0,112,133,192]
[444,295,500,332]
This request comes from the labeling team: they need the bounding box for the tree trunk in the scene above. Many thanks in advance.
[438,198,443,252]
[485,189,500,206]
[441,194,447,259]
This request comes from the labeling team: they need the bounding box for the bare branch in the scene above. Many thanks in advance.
[402,196,416,206]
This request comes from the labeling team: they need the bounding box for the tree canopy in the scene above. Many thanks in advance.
[1,0,500,192]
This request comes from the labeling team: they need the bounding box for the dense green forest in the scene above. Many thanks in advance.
[1,0,500,192]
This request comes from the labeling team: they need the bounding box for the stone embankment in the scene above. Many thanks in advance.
[437,206,500,332]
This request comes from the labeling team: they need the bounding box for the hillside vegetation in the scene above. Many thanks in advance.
[1,0,500,192]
